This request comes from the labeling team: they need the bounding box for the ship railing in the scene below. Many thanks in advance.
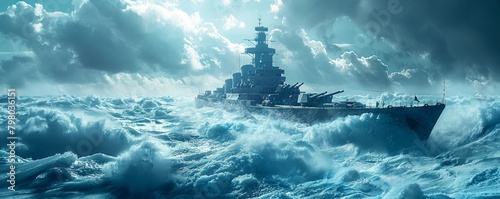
[365,99,444,108]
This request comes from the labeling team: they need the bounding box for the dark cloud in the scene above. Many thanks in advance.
[0,0,191,87]
[0,0,249,93]
[271,29,397,91]
[0,2,38,40]
[66,0,187,74]
[1,0,498,95]
[271,29,340,85]
[337,51,392,88]
[279,0,500,83]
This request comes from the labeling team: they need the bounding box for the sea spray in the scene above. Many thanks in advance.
[102,139,174,196]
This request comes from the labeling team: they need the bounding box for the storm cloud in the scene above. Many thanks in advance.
[1,0,190,82]
[0,0,240,91]
[277,0,500,85]
[0,0,498,95]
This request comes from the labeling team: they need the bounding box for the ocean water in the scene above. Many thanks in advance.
[0,94,499,198]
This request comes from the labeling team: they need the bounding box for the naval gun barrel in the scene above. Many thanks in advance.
[319,90,344,98]
[294,82,305,89]
[290,82,299,88]
[310,91,328,99]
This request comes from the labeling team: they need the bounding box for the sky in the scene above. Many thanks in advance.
[0,0,499,97]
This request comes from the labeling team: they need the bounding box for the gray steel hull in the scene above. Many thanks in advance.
[195,98,445,140]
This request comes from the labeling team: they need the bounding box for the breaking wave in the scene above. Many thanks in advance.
[0,94,498,198]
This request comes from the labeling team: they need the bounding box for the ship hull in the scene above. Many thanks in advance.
[196,98,445,140]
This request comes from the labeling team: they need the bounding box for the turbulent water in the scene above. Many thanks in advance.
[0,94,499,198]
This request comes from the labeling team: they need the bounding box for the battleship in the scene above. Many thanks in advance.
[196,20,445,140]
